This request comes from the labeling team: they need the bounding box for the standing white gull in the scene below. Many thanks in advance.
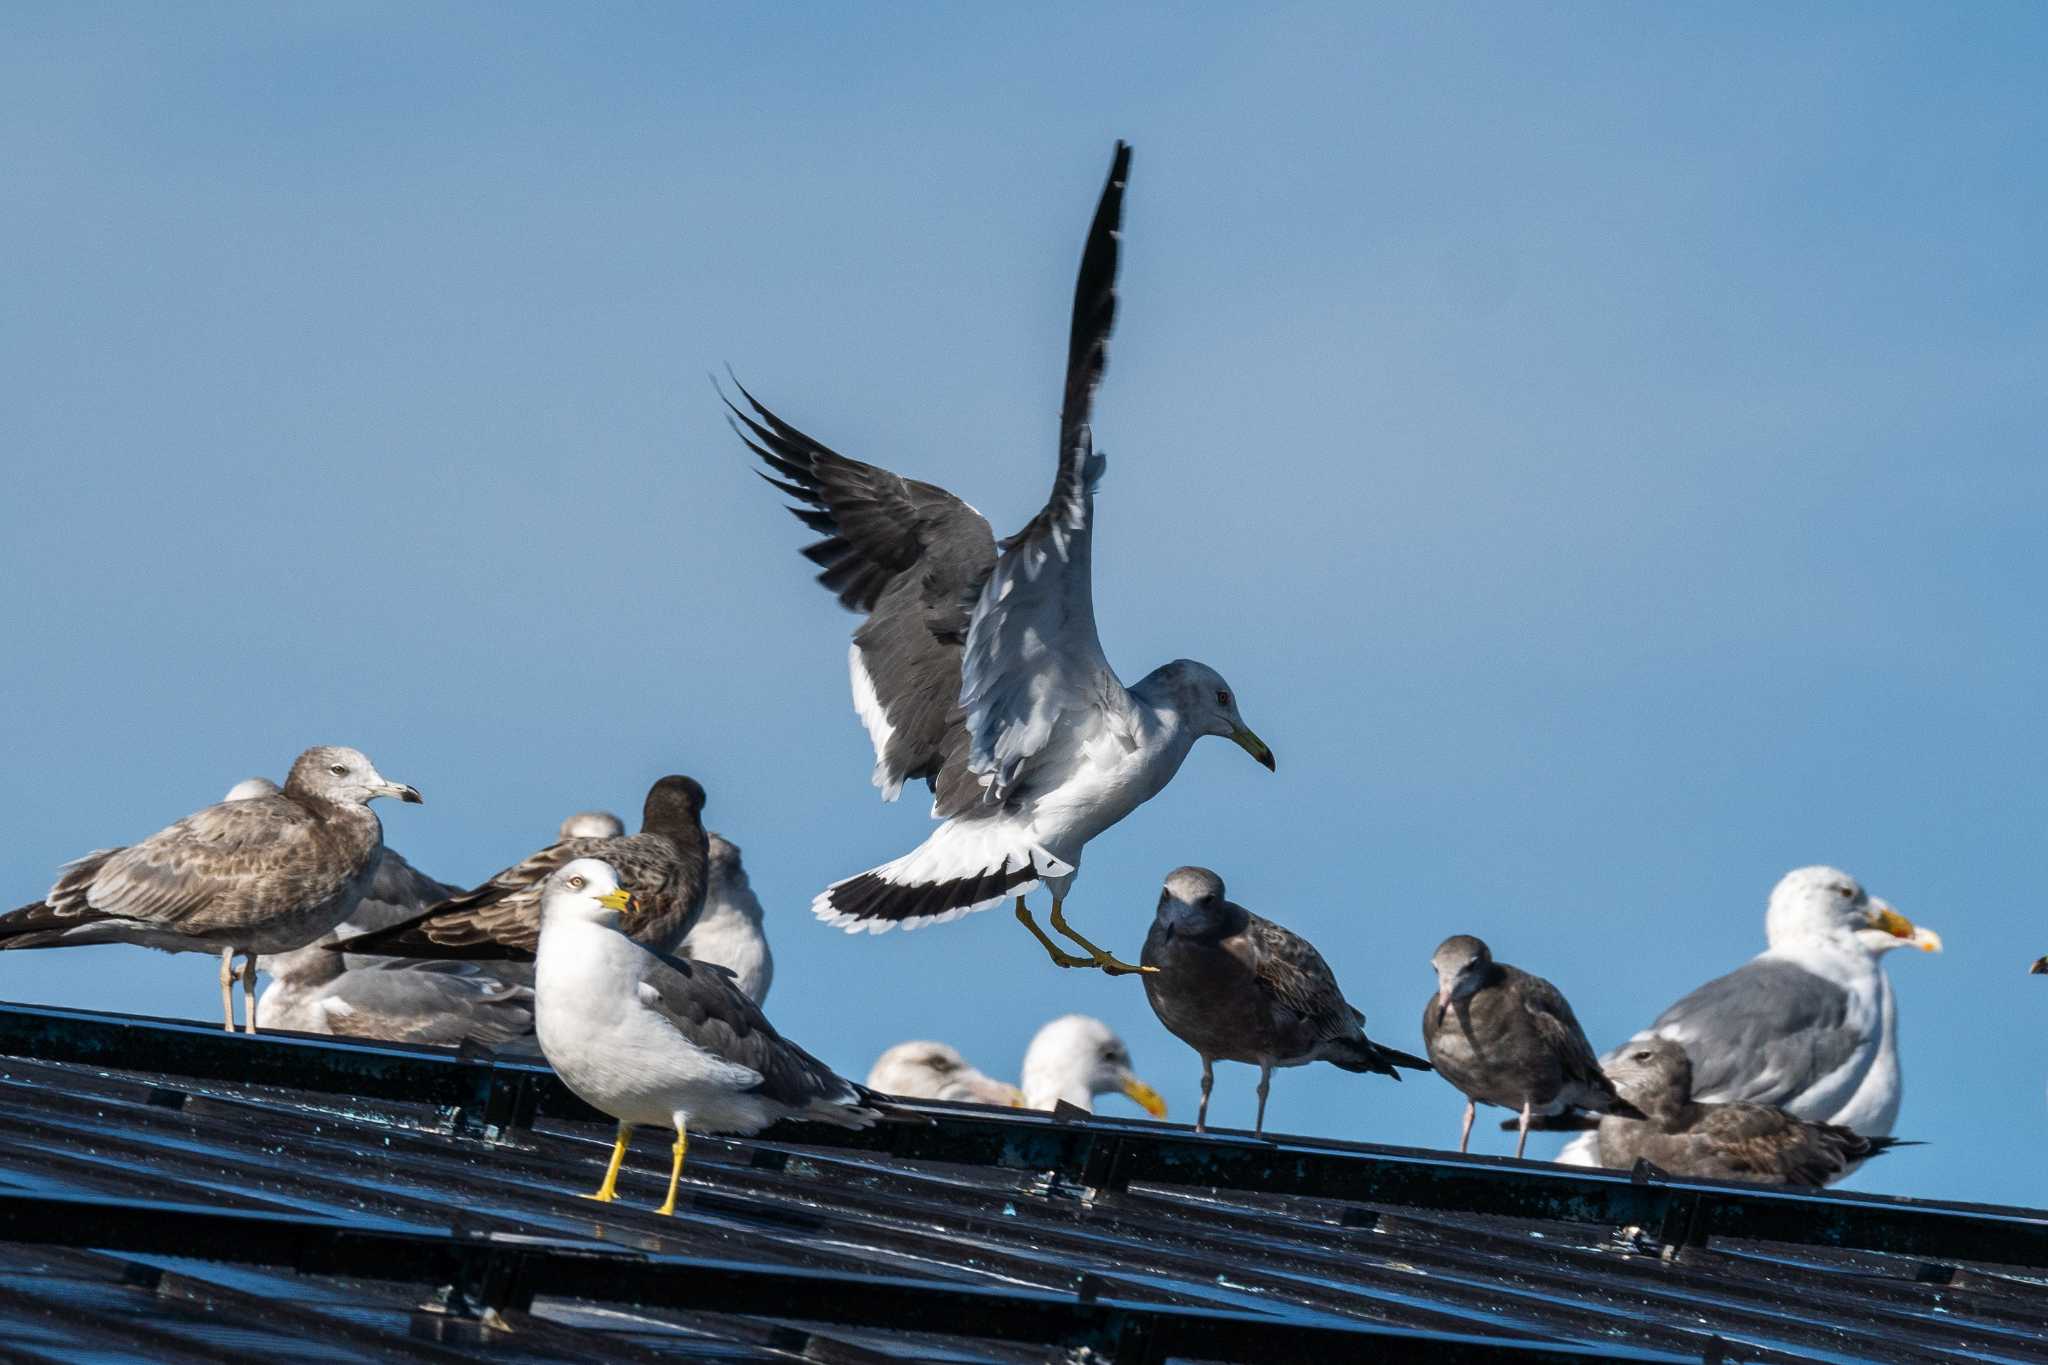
[534,858,877,1215]
[732,142,1273,974]
[1552,866,1939,1174]
[0,746,422,1032]
[678,834,774,1004]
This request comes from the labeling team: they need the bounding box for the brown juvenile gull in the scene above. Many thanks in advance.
[559,810,625,841]
[867,1041,1024,1107]
[1551,866,1939,1174]
[0,746,421,1032]
[1017,1013,1166,1117]
[1422,935,1624,1157]
[731,141,1273,975]
[678,834,773,1004]
[336,775,709,963]
[1595,1037,1910,1186]
[535,858,877,1214]
[1140,867,1429,1134]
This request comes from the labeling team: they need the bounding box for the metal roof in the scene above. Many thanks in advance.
[1,1001,2043,1363]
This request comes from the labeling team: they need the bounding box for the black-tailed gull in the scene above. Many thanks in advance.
[1595,1037,1910,1186]
[1140,867,1429,1134]
[534,857,877,1214]
[867,1042,1024,1107]
[1552,866,1939,1176]
[1017,1013,1165,1117]
[1422,935,1624,1157]
[732,142,1273,974]
[677,834,773,1004]
[337,776,708,962]
[0,746,420,1032]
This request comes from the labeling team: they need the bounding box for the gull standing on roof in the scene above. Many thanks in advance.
[1595,1038,1910,1186]
[678,834,773,1004]
[535,858,877,1214]
[731,142,1273,975]
[1422,935,1624,1157]
[0,746,421,1032]
[867,1041,1024,1106]
[1140,868,1429,1134]
[1553,866,1940,1174]
[336,776,709,963]
[1017,1014,1166,1117]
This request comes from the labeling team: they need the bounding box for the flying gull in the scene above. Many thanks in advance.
[731,141,1273,974]
[867,1041,1024,1106]
[1595,1037,1910,1186]
[1422,935,1625,1157]
[1552,866,1939,1176]
[534,857,877,1214]
[1017,1013,1166,1117]
[560,810,626,841]
[0,746,421,1032]
[678,833,773,1004]
[1140,867,1429,1134]
[336,775,709,963]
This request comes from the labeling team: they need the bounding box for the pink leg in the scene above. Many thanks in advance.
[1458,1099,1475,1153]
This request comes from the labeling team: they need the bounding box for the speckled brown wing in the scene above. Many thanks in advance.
[1515,971,1619,1104]
[1242,912,1357,1042]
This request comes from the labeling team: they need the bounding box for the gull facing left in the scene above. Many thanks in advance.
[534,858,876,1215]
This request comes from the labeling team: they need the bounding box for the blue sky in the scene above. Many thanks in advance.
[3,4,2043,1205]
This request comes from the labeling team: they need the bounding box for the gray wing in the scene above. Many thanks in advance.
[1636,958,1864,1107]
[3,797,363,942]
[637,950,858,1111]
[307,961,535,1048]
[1244,912,1355,1041]
[957,142,1137,810]
[729,380,997,805]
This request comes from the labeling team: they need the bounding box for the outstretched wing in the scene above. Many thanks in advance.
[959,141,1136,806]
[729,381,997,802]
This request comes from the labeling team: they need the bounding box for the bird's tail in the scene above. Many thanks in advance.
[812,819,1072,933]
[1327,1036,1433,1079]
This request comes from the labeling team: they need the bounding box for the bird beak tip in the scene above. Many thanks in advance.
[1121,1077,1167,1118]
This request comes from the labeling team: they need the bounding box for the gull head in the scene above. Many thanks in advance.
[558,809,625,841]
[223,777,281,802]
[1147,660,1274,771]
[1603,1036,1693,1119]
[1430,934,1494,1018]
[1764,866,1940,957]
[1021,1014,1167,1118]
[1154,865,1232,933]
[540,857,638,928]
[285,746,423,807]
[641,775,708,829]
[867,1041,1023,1107]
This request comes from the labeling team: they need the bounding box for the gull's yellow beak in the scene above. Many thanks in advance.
[1869,905,1941,952]
[597,887,636,914]
[1119,1075,1168,1119]
[1230,728,1276,772]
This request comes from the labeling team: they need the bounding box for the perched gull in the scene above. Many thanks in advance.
[0,747,421,1032]
[259,954,535,1048]
[1596,1038,1909,1186]
[1422,935,1623,1157]
[867,1042,1024,1106]
[1018,1014,1166,1117]
[337,776,709,962]
[1140,868,1429,1134]
[732,141,1273,974]
[1553,866,1939,1174]
[678,834,773,1004]
[560,810,626,841]
[535,858,877,1214]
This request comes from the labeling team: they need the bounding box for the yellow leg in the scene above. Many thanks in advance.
[582,1121,631,1203]
[654,1121,688,1216]
[1049,897,1154,976]
[1015,898,1096,969]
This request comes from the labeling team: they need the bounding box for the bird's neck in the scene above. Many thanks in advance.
[1020,1061,1093,1112]
[1126,675,1204,765]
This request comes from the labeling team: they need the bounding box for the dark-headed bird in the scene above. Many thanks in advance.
[730,142,1273,975]
[1596,1037,1909,1186]
[534,858,876,1215]
[0,746,421,1032]
[336,775,709,963]
[1140,867,1428,1133]
[1422,935,1624,1157]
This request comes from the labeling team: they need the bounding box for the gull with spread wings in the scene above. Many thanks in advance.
[730,143,1273,975]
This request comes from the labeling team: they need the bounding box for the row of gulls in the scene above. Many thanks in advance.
[731,140,1273,975]
[866,1014,1167,1116]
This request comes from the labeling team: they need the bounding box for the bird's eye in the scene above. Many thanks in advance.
[1835,884,1856,897]
[329,765,348,776]
[1633,1050,1652,1062]
[568,875,585,890]
[1215,689,1231,706]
